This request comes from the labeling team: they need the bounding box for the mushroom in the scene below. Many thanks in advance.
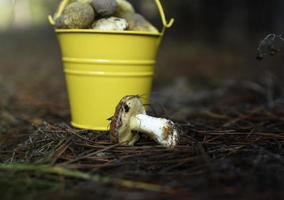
[115,0,135,17]
[92,17,128,31]
[55,2,96,29]
[91,0,118,17]
[123,13,159,33]
[110,96,179,148]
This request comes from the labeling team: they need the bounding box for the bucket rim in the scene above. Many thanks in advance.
[55,29,162,37]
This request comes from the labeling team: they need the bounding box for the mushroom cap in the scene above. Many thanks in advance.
[57,2,95,29]
[110,95,146,146]
[91,0,117,17]
[123,13,159,33]
[92,17,128,31]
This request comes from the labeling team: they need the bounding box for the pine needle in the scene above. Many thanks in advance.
[0,163,174,193]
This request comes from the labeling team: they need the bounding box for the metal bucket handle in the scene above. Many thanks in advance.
[48,0,174,33]
[154,0,174,32]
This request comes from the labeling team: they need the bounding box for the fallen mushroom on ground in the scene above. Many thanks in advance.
[49,0,159,33]
[110,96,180,148]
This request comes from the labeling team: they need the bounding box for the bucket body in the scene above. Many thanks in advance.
[57,30,162,130]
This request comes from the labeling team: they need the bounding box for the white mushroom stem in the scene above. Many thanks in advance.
[129,114,179,148]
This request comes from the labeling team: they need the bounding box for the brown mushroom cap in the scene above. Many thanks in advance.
[110,95,146,146]
[122,13,159,33]
[56,2,95,29]
[91,0,118,17]
[115,0,135,17]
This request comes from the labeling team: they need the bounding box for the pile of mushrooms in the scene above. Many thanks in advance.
[110,96,180,148]
[49,0,159,33]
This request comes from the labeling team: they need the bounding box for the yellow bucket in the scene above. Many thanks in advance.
[51,0,174,131]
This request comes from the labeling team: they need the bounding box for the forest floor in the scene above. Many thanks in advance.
[0,30,284,200]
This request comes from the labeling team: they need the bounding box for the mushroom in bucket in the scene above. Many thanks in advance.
[110,96,180,148]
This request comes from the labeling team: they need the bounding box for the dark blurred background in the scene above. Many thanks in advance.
[0,0,284,97]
